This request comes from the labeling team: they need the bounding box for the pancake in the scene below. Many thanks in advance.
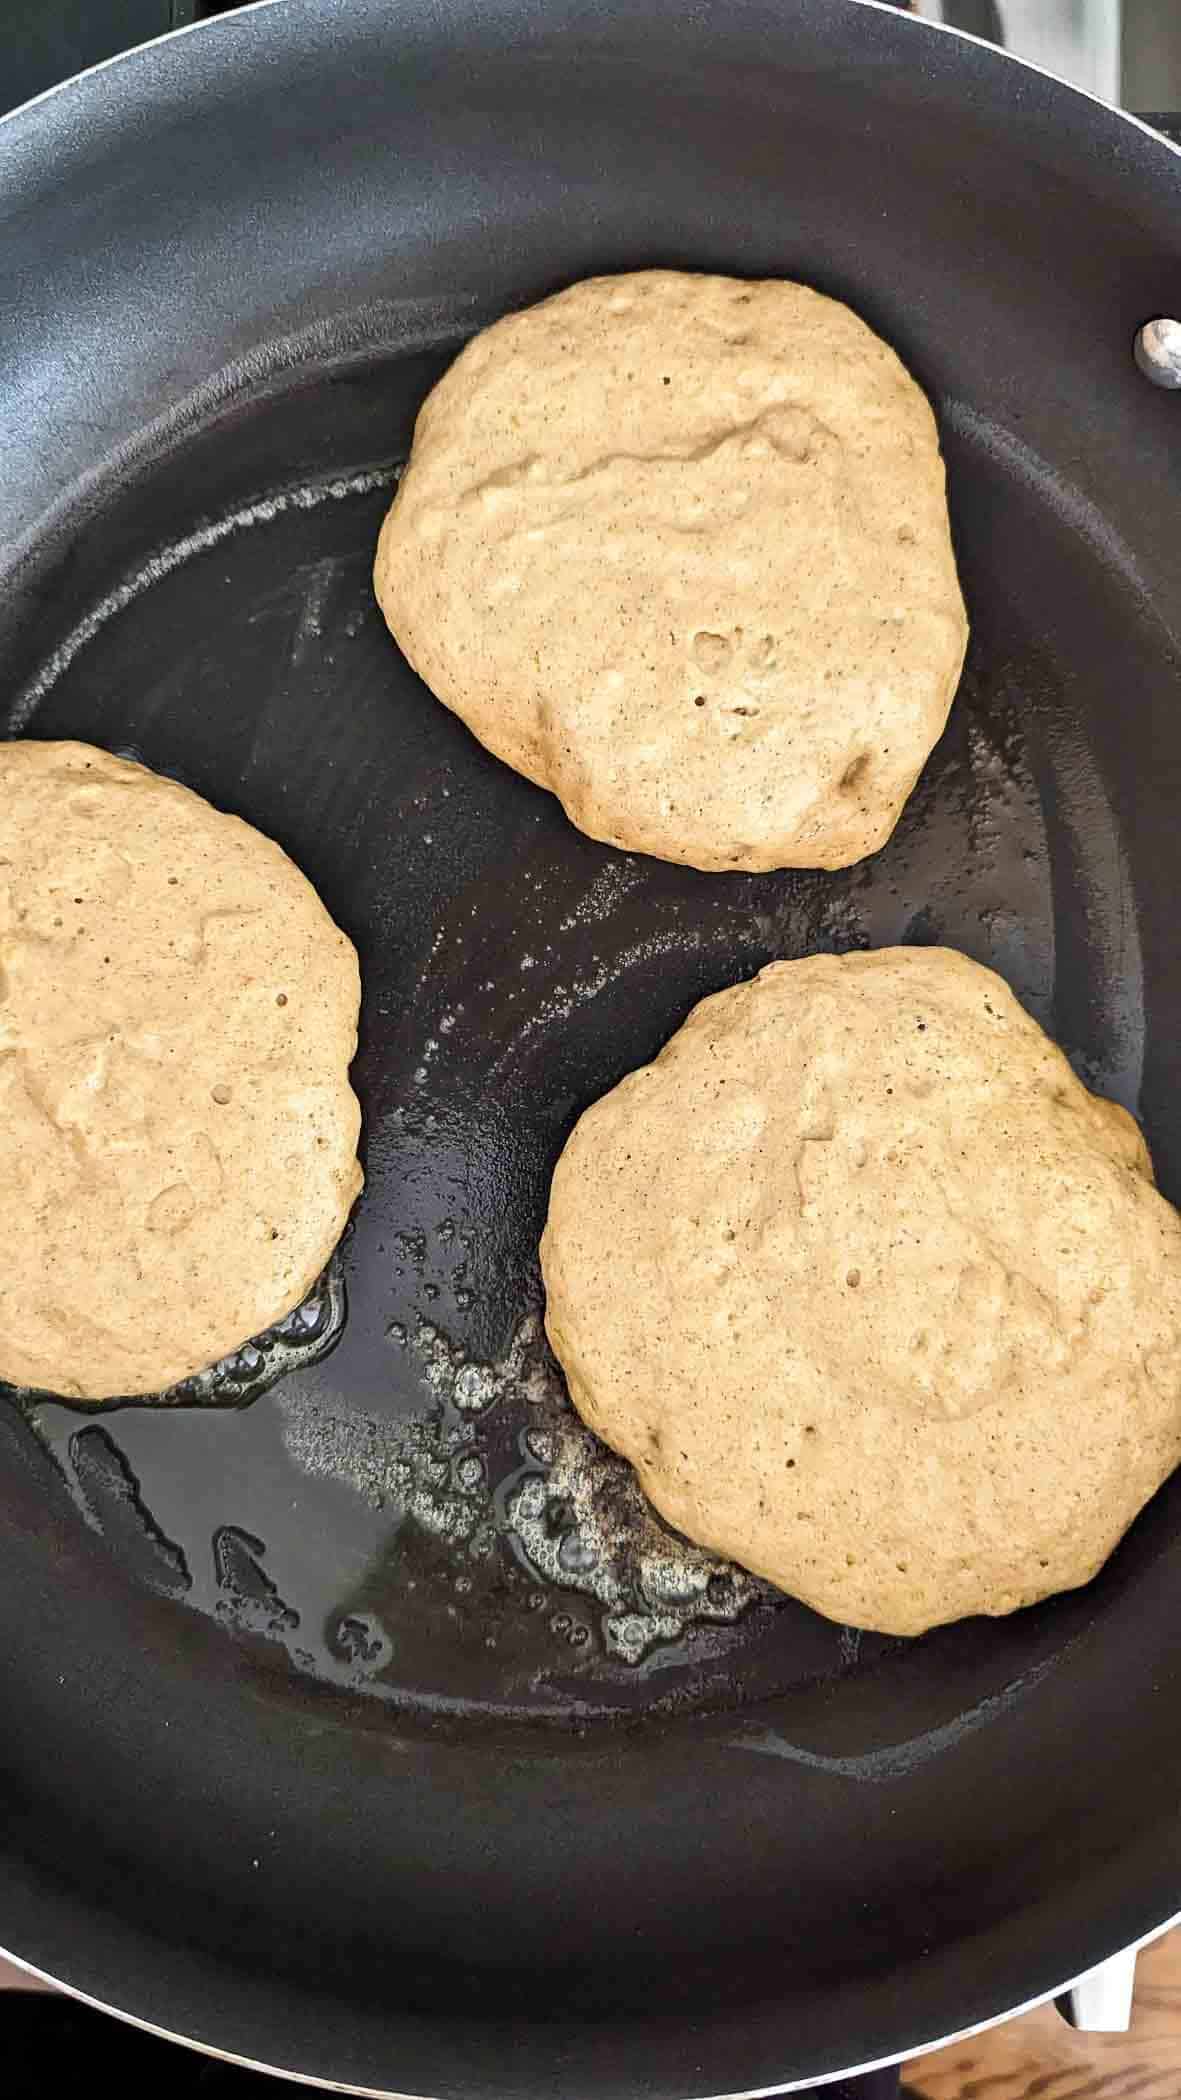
[375,270,968,873]
[0,741,362,1399]
[540,947,1181,1634]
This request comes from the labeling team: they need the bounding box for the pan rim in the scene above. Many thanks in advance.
[1,0,1179,174]
[3,1915,1176,2096]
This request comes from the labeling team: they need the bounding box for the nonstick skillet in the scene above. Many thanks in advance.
[1,1,1180,2093]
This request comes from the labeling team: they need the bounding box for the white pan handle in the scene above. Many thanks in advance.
[1060,1945,1139,2032]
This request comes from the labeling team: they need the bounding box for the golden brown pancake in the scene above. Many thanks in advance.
[0,741,362,1399]
[375,270,967,873]
[541,947,1181,1634]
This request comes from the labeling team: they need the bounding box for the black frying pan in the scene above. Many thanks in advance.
[1,1,1180,2093]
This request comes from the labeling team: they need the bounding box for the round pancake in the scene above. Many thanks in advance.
[374,269,968,873]
[540,947,1181,1635]
[0,741,362,1399]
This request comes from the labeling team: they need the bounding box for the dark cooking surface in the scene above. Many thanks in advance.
[1,3,1181,2095]
[0,350,1159,1716]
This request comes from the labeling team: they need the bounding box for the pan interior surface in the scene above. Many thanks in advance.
[1,2,1180,2095]
[1,356,1159,1714]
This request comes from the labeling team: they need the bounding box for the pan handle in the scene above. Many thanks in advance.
[1057,1944,1139,2032]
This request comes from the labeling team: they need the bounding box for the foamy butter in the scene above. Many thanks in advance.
[279,1311,765,1663]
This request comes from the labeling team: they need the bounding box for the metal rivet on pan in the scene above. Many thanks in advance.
[1134,318,1181,389]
